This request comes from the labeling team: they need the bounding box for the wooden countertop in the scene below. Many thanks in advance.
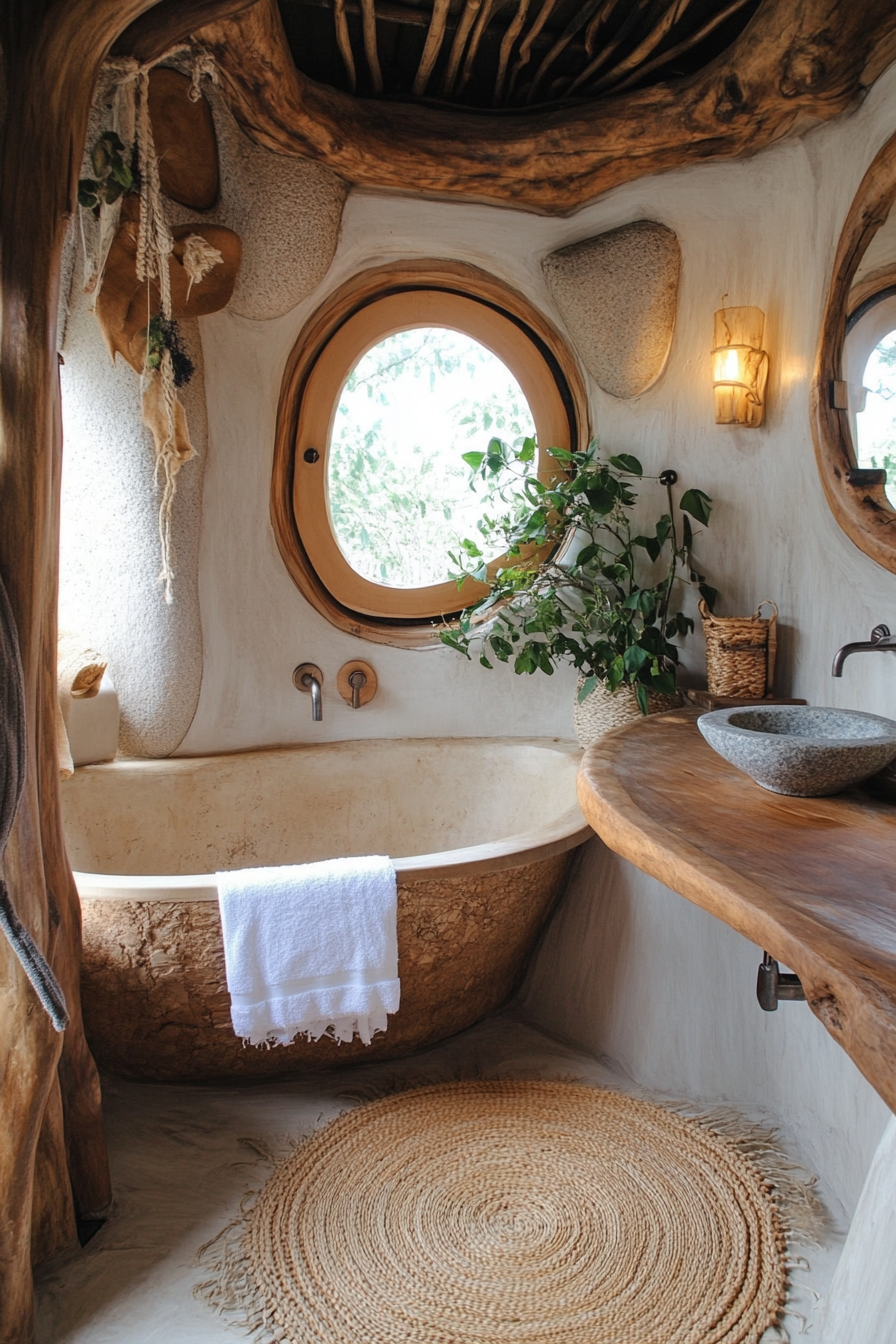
[577,708,896,1115]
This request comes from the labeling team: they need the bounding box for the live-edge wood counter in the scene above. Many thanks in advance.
[577,708,896,1115]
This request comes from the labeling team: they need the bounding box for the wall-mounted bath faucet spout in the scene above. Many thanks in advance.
[832,624,896,676]
[293,663,323,721]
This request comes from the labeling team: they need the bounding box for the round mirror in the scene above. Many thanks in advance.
[813,129,896,572]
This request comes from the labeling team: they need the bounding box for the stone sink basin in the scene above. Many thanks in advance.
[697,705,896,797]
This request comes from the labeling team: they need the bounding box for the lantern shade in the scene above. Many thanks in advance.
[712,306,769,427]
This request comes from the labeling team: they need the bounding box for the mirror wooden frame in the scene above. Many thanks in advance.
[812,128,896,574]
[272,260,589,647]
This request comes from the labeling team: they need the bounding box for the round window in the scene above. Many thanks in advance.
[274,265,587,640]
[328,327,536,591]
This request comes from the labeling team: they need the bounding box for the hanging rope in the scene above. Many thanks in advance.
[79,49,217,604]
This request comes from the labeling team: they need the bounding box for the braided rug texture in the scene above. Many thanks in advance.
[234,1080,786,1344]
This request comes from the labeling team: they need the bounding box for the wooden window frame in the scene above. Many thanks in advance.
[812,128,896,574]
[272,260,589,647]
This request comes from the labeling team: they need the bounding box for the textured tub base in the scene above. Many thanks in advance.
[80,854,571,1081]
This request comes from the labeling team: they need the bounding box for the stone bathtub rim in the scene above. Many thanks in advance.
[69,736,593,901]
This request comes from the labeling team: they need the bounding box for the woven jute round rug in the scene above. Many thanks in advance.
[226,1080,787,1344]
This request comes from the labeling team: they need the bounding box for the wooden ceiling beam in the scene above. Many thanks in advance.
[194,0,896,214]
[111,0,260,64]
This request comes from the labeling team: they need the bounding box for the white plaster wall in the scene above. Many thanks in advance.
[519,841,892,1227]
[181,61,896,754]
[66,47,896,1261]
[59,284,206,757]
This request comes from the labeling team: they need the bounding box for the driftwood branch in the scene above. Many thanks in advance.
[526,0,604,103]
[458,0,499,95]
[333,0,357,91]
[360,0,382,94]
[596,0,755,97]
[493,0,529,105]
[413,0,451,95]
[197,0,896,214]
[441,0,482,97]
[589,0,697,95]
[585,0,619,59]
[566,0,652,95]
[111,0,258,62]
[506,0,558,102]
[0,1,133,1331]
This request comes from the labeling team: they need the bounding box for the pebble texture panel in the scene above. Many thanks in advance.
[59,276,206,757]
[542,221,681,399]
[166,80,348,322]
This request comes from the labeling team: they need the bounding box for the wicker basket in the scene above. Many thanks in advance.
[699,599,778,699]
[573,675,682,748]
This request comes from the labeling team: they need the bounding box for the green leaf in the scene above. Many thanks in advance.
[439,631,471,659]
[518,437,536,463]
[699,582,719,612]
[608,453,643,476]
[623,645,649,673]
[635,683,649,715]
[460,538,483,557]
[462,451,484,471]
[574,542,599,567]
[633,534,661,562]
[679,488,713,526]
[110,160,133,188]
[682,514,693,549]
[577,675,599,703]
[584,485,616,514]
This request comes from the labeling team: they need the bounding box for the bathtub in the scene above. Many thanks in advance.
[63,737,590,1081]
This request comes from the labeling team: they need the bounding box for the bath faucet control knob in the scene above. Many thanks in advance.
[871,624,892,643]
[293,663,324,721]
[349,670,366,709]
[337,660,378,709]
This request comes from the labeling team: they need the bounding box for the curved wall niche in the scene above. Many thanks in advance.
[813,128,896,574]
[271,260,589,648]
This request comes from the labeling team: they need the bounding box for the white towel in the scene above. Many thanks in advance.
[216,856,399,1048]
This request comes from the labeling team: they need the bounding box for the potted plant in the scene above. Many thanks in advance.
[440,438,719,745]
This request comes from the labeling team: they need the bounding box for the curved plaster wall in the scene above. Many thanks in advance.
[180,56,896,756]
[59,284,206,757]
[59,80,348,755]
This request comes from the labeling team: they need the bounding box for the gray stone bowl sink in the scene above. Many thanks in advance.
[697,705,896,797]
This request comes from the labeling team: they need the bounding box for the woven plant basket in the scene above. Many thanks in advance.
[700,599,778,699]
[573,674,681,748]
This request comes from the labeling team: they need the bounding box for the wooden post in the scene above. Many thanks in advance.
[0,3,253,1338]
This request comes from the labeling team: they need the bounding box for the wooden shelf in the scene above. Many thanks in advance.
[577,708,896,1114]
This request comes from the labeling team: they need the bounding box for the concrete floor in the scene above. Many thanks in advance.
[34,1011,842,1343]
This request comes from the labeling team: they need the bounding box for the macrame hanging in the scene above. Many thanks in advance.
[80,50,226,604]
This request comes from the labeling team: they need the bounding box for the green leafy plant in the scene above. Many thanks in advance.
[440,439,719,715]
[141,316,195,388]
[78,131,134,217]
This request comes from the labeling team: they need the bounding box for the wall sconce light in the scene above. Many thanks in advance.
[711,306,769,428]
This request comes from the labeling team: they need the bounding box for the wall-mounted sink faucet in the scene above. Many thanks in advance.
[293,663,323,721]
[832,624,896,676]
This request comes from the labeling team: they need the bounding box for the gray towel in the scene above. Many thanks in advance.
[0,572,68,1031]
